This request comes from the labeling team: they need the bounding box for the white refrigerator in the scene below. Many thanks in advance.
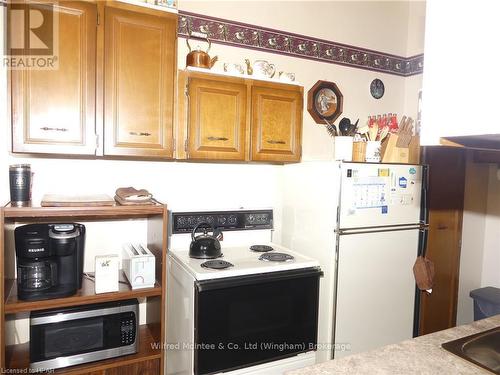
[282,161,427,362]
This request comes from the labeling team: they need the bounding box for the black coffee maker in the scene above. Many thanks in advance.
[15,223,85,301]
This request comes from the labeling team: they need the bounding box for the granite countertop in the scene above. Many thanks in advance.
[287,315,500,375]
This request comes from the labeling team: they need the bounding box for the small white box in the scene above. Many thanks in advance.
[95,254,119,294]
[122,244,156,289]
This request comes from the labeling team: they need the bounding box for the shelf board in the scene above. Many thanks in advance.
[2,203,165,220]
[5,273,162,314]
[6,324,161,374]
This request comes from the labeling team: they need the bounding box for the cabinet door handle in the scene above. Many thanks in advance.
[267,139,286,145]
[40,126,68,132]
[129,131,152,136]
[207,136,229,141]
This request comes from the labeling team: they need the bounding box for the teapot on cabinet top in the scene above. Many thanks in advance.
[186,32,218,69]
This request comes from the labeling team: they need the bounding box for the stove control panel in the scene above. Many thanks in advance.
[171,210,273,233]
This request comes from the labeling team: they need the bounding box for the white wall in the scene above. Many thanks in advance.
[0,0,425,213]
[420,1,500,144]
[406,0,426,57]
[402,1,425,130]
[458,158,500,325]
[481,166,500,287]
[181,1,413,56]
[0,0,426,342]
[457,155,488,325]
[421,1,500,324]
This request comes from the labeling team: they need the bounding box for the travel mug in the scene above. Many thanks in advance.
[9,164,32,206]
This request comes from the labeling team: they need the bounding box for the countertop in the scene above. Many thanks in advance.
[286,315,500,375]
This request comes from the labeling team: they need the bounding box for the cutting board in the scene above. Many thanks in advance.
[41,194,115,207]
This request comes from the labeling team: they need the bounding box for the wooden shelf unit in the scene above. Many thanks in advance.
[0,204,168,374]
[5,324,162,374]
[3,203,165,219]
[4,275,162,314]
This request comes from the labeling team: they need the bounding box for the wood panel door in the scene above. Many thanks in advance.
[105,359,160,375]
[104,4,176,158]
[250,85,302,162]
[11,1,97,155]
[419,147,466,335]
[187,77,248,160]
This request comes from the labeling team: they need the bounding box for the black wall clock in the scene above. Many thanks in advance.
[370,78,385,99]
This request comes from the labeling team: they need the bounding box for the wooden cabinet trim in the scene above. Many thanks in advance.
[418,147,465,335]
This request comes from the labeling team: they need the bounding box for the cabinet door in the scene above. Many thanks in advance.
[251,85,302,162]
[105,359,160,375]
[187,77,248,161]
[419,147,465,335]
[11,1,97,155]
[104,4,176,158]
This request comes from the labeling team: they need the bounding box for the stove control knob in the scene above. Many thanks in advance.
[228,215,237,225]
[177,217,186,226]
[218,216,227,225]
[248,214,255,223]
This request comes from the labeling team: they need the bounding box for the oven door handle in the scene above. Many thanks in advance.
[195,267,323,292]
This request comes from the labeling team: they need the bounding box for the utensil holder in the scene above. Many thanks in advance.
[334,136,353,161]
[352,142,366,162]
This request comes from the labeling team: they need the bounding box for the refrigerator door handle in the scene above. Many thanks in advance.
[337,223,427,235]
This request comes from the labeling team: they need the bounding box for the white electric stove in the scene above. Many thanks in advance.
[166,209,322,375]
[170,243,319,281]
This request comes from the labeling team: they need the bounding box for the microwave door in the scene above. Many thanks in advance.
[29,299,138,372]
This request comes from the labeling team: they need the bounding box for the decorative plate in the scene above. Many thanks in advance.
[307,80,343,124]
[370,78,385,99]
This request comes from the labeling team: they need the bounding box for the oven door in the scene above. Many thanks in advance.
[194,267,322,375]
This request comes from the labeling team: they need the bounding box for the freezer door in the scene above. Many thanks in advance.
[333,229,418,359]
[339,163,422,229]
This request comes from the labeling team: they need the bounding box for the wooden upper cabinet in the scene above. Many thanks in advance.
[11,1,97,155]
[180,71,304,163]
[186,77,248,161]
[250,85,303,162]
[104,4,177,158]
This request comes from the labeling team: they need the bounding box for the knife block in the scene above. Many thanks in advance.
[408,136,421,164]
[381,134,409,163]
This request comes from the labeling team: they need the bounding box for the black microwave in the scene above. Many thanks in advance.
[30,299,138,372]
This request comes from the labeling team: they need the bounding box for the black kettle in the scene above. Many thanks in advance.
[189,222,222,259]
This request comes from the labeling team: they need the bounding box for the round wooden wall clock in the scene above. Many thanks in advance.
[307,80,343,124]
[370,78,385,99]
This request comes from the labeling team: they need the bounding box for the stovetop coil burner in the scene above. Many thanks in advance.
[259,252,294,262]
[201,260,234,270]
[250,245,274,253]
